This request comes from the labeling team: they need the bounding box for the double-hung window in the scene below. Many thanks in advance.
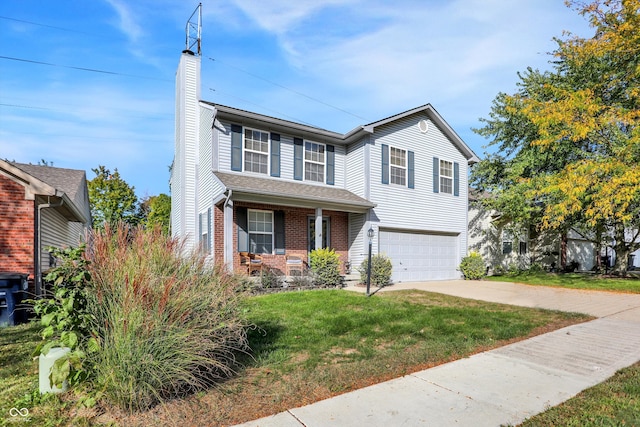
[502,230,513,255]
[244,128,269,174]
[248,209,273,254]
[305,141,325,182]
[439,160,453,194]
[390,147,407,186]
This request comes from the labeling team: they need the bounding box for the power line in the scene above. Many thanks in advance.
[0,103,53,111]
[0,56,171,82]
[209,57,369,122]
[209,88,319,127]
[0,15,110,38]
[0,102,172,119]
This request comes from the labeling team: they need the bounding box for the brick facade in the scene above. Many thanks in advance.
[0,175,35,279]
[214,201,349,275]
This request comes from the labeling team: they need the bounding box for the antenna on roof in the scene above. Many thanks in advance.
[185,3,202,56]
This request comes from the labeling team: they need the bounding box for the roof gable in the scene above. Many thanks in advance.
[1,160,90,223]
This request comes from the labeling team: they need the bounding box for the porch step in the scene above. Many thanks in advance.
[342,273,361,287]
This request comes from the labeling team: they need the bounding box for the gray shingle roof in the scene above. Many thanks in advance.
[214,171,375,212]
[10,163,85,202]
[9,162,89,223]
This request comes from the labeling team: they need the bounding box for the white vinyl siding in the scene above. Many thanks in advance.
[172,52,200,248]
[345,139,366,198]
[368,113,469,264]
[214,122,347,187]
[40,208,87,272]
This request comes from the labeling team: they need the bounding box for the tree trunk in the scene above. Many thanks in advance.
[612,226,629,276]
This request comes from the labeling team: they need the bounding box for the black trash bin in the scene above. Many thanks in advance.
[0,273,29,327]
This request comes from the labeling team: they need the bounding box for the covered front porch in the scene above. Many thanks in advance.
[211,172,375,276]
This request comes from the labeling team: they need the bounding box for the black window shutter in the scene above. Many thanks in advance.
[453,162,460,197]
[433,157,440,193]
[274,210,285,255]
[231,124,243,171]
[294,138,303,180]
[326,144,335,185]
[237,207,248,252]
[408,150,415,189]
[270,133,281,177]
[381,144,389,184]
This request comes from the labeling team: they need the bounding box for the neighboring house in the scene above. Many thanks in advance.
[0,160,91,297]
[170,49,479,282]
[468,192,640,272]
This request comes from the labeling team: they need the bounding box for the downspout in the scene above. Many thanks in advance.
[224,189,232,208]
[36,197,64,298]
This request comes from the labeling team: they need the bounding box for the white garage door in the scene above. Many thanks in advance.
[379,230,460,282]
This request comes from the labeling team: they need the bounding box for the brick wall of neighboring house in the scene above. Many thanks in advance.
[0,175,35,283]
[231,202,350,275]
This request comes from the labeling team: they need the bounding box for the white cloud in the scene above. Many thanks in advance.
[104,0,144,43]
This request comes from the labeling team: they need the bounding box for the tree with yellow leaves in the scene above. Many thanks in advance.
[472,0,640,274]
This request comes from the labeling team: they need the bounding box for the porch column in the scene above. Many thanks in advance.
[315,208,323,250]
[224,199,234,270]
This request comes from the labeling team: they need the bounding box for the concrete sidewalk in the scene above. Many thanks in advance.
[233,281,640,427]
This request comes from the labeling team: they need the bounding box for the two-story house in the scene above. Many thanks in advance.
[171,49,479,283]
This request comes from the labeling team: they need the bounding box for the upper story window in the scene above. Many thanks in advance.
[390,147,407,186]
[244,128,269,174]
[439,160,453,194]
[305,141,325,182]
[382,144,414,188]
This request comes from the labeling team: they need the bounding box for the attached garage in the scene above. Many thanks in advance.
[378,229,461,282]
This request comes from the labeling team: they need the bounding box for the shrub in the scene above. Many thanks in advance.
[459,252,486,280]
[287,273,313,288]
[309,248,343,287]
[85,224,249,413]
[358,254,393,287]
[260,268,282,289]
[31,245,98,388]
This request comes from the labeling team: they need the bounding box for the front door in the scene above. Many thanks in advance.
[308,217,330,251]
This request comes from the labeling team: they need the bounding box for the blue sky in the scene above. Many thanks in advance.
[0,0,593,198]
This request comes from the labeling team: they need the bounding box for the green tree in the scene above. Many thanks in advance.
[472,0,640,274]
[88,166,138,230]
[141,193,171,235]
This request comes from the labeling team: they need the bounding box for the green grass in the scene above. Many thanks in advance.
[519,362,640,426]
[1,290,589,426]
[0,322,70,427]
[486,271,640,293]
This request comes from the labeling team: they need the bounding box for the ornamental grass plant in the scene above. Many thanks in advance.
[85,225,249,413]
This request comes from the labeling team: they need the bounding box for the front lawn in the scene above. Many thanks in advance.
[486,271,640,293]
[1,289,588,426]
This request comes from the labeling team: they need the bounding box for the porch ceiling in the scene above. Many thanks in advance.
[213,171,375,213]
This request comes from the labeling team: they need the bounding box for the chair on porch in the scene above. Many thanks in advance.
[249,253,263,275]
[240,252,263,276]
[286,255,304,276]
